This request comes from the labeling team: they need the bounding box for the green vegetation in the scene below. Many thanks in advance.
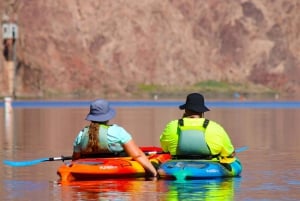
[194,80,274,93]
[137,84,160,92]
[135,80,278,100]
[1,80,278,100]
[195,80,241,92]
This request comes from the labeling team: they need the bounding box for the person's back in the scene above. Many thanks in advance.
[73,122,133,156]
[72,99,157,177]
[160,93,236,164]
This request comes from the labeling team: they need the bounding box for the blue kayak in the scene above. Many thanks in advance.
[158,158,242,180]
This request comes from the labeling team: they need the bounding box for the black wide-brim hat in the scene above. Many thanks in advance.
[179,93,210,113]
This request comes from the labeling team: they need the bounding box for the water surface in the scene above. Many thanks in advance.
[1,100,300,200]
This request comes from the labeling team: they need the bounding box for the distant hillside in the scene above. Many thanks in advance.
[0,0,299,100]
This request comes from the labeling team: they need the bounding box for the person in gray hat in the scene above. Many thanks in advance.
[160,93,238,166]
[72,99,157,177]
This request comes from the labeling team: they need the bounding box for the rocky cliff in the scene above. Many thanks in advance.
[0,0,299,99]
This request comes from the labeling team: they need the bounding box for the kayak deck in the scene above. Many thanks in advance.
[158,159,242,180]
[57,153,171,182]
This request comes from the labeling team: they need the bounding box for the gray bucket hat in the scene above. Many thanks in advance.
[179,93,210,113]
[85,99,116,122]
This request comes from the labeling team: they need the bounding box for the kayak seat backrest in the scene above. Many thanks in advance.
[177,119,211,156]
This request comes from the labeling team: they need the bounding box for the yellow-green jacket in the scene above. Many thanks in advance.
[160,117,235,163]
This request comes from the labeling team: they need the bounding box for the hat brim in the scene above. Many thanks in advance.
[85,108,116,122]
[179,104,210,113]
[179,104,186,110]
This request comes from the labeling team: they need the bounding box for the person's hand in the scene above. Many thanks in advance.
[145,173,158,181]
[145,170,158,178]
[146,175,158,181]
[151,160,160,170]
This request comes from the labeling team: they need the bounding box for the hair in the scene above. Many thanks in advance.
[183,109,204,118]
[83,121,108,153]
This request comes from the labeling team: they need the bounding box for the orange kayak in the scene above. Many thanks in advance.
[57,147,170,182]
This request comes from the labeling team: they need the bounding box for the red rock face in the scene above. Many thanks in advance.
[0,1,299,99]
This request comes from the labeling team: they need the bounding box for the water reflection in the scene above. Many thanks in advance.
[161,178,240,201]
[3,97,14,149]
[57,178,240,201]
[59,179,163,201]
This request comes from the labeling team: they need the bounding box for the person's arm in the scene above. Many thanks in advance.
[206,121,235,163]
[123,139,157,177]
[160,120,178,155]
[72,127,86,160]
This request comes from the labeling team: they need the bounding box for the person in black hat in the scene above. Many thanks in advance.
[160,93,238,164]
[72,99,157,177]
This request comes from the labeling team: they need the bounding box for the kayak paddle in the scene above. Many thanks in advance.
[3,146,247,167]
[236,146,248,153]
[3,156,72,167]
[2,150,166,167]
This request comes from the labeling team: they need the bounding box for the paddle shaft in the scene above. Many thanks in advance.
[49,156,73,161]
[51,147,246,160]
[3,146,247,167]
[2,150,166,167]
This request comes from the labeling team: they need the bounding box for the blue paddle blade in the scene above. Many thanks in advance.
[236,146,248,153]
[3,158,49,167]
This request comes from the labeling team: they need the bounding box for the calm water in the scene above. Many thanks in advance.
[1,100,300,201]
